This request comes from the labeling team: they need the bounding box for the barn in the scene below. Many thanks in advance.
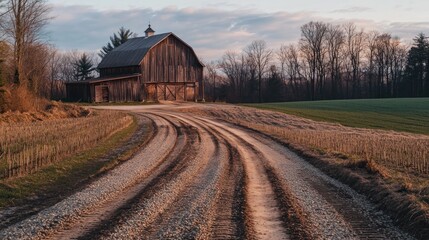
[66,25,205,103]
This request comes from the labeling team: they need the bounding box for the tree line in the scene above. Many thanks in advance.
[205,22,429,103]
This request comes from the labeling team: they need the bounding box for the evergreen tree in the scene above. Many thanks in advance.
[405,33,429,97]
[99,27,134,58]
[74,53,95,81]
[264,65,284,102]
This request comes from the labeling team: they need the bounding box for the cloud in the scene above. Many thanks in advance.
[387,22,429,39]
[46,4,428,61]
[331,7,371,13]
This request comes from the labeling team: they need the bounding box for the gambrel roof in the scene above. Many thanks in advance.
[98,32,204,69]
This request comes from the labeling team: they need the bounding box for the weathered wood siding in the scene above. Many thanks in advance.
[141,35,203,84]
[66,77,140,103]
[91,77,141,102]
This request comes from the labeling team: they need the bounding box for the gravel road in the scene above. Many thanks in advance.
[0,104,416,240]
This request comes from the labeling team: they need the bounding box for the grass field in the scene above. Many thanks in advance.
[244,98,429,135]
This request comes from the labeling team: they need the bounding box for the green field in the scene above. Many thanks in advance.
[244,98,429,135]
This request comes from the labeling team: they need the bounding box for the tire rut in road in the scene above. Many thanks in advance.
[205,117,414,240]
[206,144,246,240]
[138,115,227,239]
[248,128,415,239]
[76,115,199,240]
[191,115,292,240]
[83,114,226,239]
[172,115,248,240]
[308,178,401,239]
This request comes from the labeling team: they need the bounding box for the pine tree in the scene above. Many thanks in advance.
[74,53,95,81]
[265,65,284,102]
[99,27,134,58]
[405,33,429,96]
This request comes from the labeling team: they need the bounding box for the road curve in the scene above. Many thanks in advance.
[0,105,415,240]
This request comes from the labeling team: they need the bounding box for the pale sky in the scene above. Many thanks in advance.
[46,0,429,61]
[49,0,428,21]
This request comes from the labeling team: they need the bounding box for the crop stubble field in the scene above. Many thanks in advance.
[0,111,133,178]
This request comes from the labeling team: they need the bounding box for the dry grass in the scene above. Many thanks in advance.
[0,87,46,113]
[0,111,133,178]
[241,123,429,175]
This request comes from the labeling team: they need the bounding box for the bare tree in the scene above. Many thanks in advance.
[218,51,250,102]
[277,44,288,83]
[23,43,51,94]
[374,34,392,97]
[325,24,344,99]
[245,40,272,103]
[365,31,380,98]
[390,40,408,97]
[277,44,303,99]
[300,21,328,100]
[0,0,50,88]
[203,61,219,102]
[344,23,365,98]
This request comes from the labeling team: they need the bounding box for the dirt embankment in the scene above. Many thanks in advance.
[0,101,90,124]
[0,85,91,124]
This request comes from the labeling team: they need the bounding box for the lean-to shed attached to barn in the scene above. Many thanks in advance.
[66,25,205,103]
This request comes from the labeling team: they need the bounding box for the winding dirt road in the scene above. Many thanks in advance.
[0,104,415,239]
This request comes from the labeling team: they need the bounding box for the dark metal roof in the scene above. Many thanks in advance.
[97,32,204,69]
[66,74,141,84]
[98,33,171,69]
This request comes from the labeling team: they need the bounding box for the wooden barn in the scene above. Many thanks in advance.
[66,25,205,103]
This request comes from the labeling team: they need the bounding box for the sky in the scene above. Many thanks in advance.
[47,0,429,61]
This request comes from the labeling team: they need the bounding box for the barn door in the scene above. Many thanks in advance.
[95,85,109,103]
[186,85,195,101]
[101,86,109,102]
[176,85,185,101]
[165,85,176,101]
